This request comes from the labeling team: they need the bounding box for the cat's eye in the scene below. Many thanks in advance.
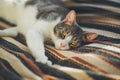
[61,31,66,39]
[70,41,77,47]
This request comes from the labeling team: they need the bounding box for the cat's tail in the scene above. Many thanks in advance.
[0,27,18,37]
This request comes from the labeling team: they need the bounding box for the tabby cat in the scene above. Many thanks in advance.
[0,0,97,64]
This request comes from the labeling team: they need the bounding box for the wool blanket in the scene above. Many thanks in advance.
[0,0,120,80]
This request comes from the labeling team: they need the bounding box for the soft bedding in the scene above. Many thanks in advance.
[0,0,120,80]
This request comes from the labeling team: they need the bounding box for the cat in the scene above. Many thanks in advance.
[0,0,97,64]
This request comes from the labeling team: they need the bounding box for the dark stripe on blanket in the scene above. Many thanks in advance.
[0,18,16,27]
[76,46,120,61]
[0,38,35,60]
[36,63,76,80]
[79,22,120,34]
[71,0,120,8]
[96,36,120,43]
[0,58,22,80]
[57,58,91,70]
[91,41,120,48]
[0,45,76,80]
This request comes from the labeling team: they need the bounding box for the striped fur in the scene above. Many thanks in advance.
[0,0,120,80]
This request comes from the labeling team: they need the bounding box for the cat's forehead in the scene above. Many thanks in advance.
[56,22,83,30]
[65,23,83,34]
[55,22,84,36]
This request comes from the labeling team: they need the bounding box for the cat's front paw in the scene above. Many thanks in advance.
[35,56,52,65]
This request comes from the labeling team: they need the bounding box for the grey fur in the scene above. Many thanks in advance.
[26,0,69,21]
[54,22,85,49]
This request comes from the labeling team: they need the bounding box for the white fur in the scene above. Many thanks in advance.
[0,0,61,64]
[0,0,74,64]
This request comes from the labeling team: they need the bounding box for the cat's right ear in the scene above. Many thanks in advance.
[82,32,97,42]
[63,10,76,26]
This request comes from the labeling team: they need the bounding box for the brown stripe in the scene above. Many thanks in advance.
[93,40,120,48]
[93,40,115,45]
[78,13,120,22]
[0,45,44,77]
[45,45,66,60]
[70,50,86,54]
[0,61,9,72]
[0,77,3,80]
[71,57,107,74]
[93,54,120,69]
[0,22,11,29]
[86,47,120,59]
[0,45,57,80]
[79,18,120,28]
[113,44,120,48]
[86,47,120,69]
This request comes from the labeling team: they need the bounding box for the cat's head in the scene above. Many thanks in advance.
[52,10,97,50]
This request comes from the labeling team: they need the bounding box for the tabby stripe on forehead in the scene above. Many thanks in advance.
[25,0,37,5]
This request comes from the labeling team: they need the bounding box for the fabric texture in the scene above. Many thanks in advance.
[0,0,120,80]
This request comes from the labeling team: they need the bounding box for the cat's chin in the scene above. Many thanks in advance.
[55,47,69,50]
[56,48,68,51]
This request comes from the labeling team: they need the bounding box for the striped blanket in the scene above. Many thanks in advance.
[0,0,120,80]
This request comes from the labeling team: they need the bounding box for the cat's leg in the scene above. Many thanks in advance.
[25,29,52,65]
[0,27,18,37]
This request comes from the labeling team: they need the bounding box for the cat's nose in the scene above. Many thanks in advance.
[60,43,66,48]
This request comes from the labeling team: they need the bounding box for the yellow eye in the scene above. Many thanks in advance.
[62,31,66,39]
[70,41,77,47]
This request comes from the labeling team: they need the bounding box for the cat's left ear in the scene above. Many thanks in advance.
[63,10,76,26]
[82,32,97,42]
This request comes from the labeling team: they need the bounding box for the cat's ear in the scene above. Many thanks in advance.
[82,32,97,42]
[63,10,76,26]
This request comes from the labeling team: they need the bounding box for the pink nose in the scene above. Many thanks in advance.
[60,43,66,48]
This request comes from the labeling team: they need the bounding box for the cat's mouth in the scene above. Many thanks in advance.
[55,44,70,50]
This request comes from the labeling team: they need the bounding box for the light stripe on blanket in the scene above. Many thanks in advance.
[46,45,120,74]
[81,27,120,39]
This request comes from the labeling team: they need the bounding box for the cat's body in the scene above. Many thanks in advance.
[0,0,97,64]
